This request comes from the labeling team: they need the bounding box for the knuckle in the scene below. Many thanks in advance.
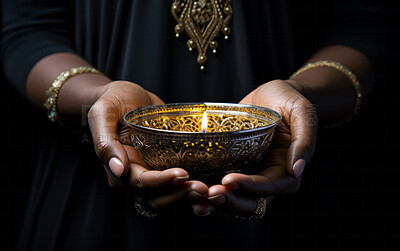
[94,137,110,160]
[130,170,145,188]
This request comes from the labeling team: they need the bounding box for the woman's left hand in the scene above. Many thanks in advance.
[195,80,317,217]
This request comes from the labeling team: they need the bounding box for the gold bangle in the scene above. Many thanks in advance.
[43,66,102,124]
[290,60,362,127]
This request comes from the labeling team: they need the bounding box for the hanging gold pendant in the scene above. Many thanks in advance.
[171,0,233,71]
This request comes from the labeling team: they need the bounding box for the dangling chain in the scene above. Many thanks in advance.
[171,0,233,71]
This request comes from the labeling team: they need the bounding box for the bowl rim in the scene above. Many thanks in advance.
[123,102,282,135]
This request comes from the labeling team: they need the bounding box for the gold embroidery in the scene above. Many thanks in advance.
[171,0,233,70]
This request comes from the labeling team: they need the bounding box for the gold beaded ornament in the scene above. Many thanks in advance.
[290,60,362,127]
[171,0,233,71]
[44,66,102,124]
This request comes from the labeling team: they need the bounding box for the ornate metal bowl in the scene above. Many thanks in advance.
[124,103,281,178]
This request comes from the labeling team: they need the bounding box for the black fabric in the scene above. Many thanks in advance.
[1,0,388,99]
[0,0,392,250]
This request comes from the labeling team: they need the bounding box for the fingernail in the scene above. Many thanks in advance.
[225,182,240,191]
[109,157,124,177]
[194,209,212,217]
[188,191,206,200]
[207,194,226,205]
[293,159,306,178]
[173,175,189,185]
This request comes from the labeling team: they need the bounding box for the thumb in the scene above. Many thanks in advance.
[88,100,130,177]
[284,100,317,178]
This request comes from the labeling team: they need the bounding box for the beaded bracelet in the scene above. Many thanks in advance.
[43,66,103,124]
[290,60,362,127]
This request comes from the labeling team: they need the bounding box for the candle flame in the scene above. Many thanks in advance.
[201,111,208,132]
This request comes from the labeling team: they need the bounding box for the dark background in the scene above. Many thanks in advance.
[1,4,400,251]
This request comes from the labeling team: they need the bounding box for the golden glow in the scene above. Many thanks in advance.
[201,111,208,132]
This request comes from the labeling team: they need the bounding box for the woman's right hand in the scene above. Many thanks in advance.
[88,81,211,214]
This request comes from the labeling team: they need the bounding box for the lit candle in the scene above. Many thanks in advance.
[201,111,208,132]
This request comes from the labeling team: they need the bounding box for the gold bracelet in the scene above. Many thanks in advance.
[290,60,362,127]
[43,66,102,124]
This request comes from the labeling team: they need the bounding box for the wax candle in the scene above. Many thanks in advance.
[201,111,207,132]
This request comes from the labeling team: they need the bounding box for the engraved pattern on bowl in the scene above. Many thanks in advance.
[124,103,281,177]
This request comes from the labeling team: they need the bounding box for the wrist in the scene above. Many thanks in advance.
[288,61,360,126]
[283,78,310,98]
[57,72,111,116]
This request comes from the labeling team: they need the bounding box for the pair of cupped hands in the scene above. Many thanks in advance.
[87,79,317,217]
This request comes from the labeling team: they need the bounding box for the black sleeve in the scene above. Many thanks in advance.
[292,0,392,68]
[0,0,76,97]
[323,1,392,67]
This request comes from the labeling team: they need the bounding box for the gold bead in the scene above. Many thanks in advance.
[197,54,207,65]
[210,40,218,49]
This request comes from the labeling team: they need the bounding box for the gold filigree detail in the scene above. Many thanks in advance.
[125,103,281,177]
[137,114,270,133]
[171,0,233,70]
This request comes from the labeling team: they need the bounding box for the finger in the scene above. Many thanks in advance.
[186,180,209,200]
[222,173,271,196]
[207,185,227,205]
[129,164,190,188]
[104,164,125,188]
[146,186,189,209]
[121,144,148,167]
[192,200,215,217]
[208,185,275,216]
[221,167,301,196]
[189,181,214,216]
[88,99,129,177]
[148,180,209,209]
[221,173,276,197]
[283,97,317,177]
[217,188,257,215]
